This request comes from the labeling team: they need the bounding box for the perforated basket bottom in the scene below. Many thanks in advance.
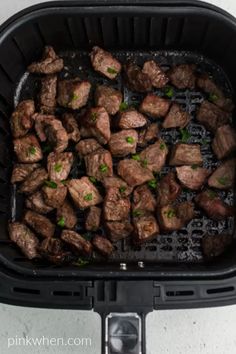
[11,50,234,267]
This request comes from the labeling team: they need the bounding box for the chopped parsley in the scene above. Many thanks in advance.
[163,86,174,98]
[84,193,93,201]
[74,258,90,267]
[148,179,157,189]
[57,216,65,228]
[44,180,57,189]
[126,136,135,144]
[54,163,62,172]
[107,67,117,74]
[141,159,148,168]
[160,142,166,150]
[180,128,191,143]
[61,180,68,185]
[201,138,208,146]
[217,176,228,186]
[28,146,36,155]
[71,93,79,102]
[132,154,141,161]
[133,209,143,217]
[89,176,97,184]
[207,189,217,199]
[119,186,126,194]
[209,93,218,103]
[119,102,129,112]
[99,164,108,173]
[90,112,97,122]
[191,164,198,170]
[165,209,176,219]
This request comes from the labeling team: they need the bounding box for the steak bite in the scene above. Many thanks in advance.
[82,107,111,144]
[117,159,154,187]
[47,152,74,181]
[62,113,80,142]
[124,61,152,92]
[202,234,233,258]
[162,103,190,129]
[176,165,210,190]
[208,159,236,189]
[75,138,101,157]
[95,85,122,115]
[133,214,159,243]
[39,74,57,114]
[85,206,101,231]
[23,210,55,238]
[57,79,91,110]
[56,200,77,229]
[195,190,234,220]
[212,125,236,160]
[92,235,113,256]
[26,191,54,214]
[90,46,121,79]
[42,181,67,208]
[140,94,171,118]
[169,144,203,166]
[11,100,35,138]
[103,187,131,221]
[103,176,133,197]
[19,167,48,194]
[11,163,40,184]
[175,201,195,222]
[13,134,43,163]
[8,222,39,259]
[168,64,196,89]
[118,109,147,129]
[140,139,168,172]
[138,123,159,147]
[142,60,169,88]
[196,100,230,133]
[158,202,194,232]
[84,148,113,181]
[39,238,72,265]
[108,129,138,157]
[67,177,102,209]
[156,172,181,207]
[106,220,133,242]
[28,46,64,74]
[133,184,156,213]
[61,230,92,255]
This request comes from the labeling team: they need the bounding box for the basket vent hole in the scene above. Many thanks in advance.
[207,286,234,295]
[13,287,40,295]
[166,290,194,297]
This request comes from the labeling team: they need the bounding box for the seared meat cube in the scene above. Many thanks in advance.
[90,46,121,79]
[47,152,74,181]
[95,85,122,115]
[26,191,54,214]
[108,129,138,157]
[118,109,147,129]
[162,103,190,129]
[39,74,57,114]
[56,200,77,229]
[82,107,111,144]
[202,234,233,258]
[11,163,40,183]
[75,138,101,157]
[39,238,72,265]
[84,148,113,181]
[28,46,63,74]
[79,125,93,138]
[85,206,101,231]
[67,177,102,209]
[123,61,152,92]
[158,202,194,232]
[103,176,133,197]
[106,220,133,242]
[138,123,159,147]
[104,187,131,221]
[13,134,43,163]
[175,201,195,222]
[42,181,67,208]
[212,125,236,160]
[142,60,169,88]
[23,210,55,238]
[57,79,91,110]
[156,172,181,207]
[168,64,196,89]
[169,144,203,166]
[11,100,35,138]
[62,113,80,142]
[133,184,156,213]
[8,222,39,259]
[140,94,171,118]
[133,214,159,243]
[176,165,210,190]
[19,167,48,194]
[34,114,55,141]
[92,235,113,256]
[140,139,168,172]
[61,230,92,255]
[196,100,230,133]
[117,159,154,187]
[208,159,236,190]
[195,190,234,220]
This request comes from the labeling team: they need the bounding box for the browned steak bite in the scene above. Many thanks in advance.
[47,152,74,181]
[85,206,101,231]
[90,46,121,79]
[75,138,102,157]
[57,79,91,110]
[62,113,80,142]
[140,94,171,118]
[176,165,210,190]
[117,159,154,187]
[140,139,168,172]
[124,61,152,92]
[196,100,230,133]
[56,200,77,229]
[208,159,236,190]
[39,74,57,114]
[61,230,92,255]
[11,163,40,183]
[212,125,236,160]
[79,125,93,139]
[175,201,195,222]
[67,177,102,209]
[133,214,159,243]
[19,167,48,194]
[92,235,113,256]
[26,191,54,214]
[108,129,138,157]
[195,190,234,220]
[102,176,133,197]
[84,148,113,181]
[28,46,64,74]
[162,103,190,129]
[156,172,181,207]
[11,100,35,138]
[138,123,159,147]
[133,184,156,213]
[103,187,131,221]
[158,202,194,232]
[106,220,133,242]
[168,64,196,89]
[34,114,55,141]
[42,181,67,208]
[95,85,122,115]
[142,60,169,88]
[82,107,111,144]
[169,144,203,166]
[39,238,72,264]
[13,134,43,163]
[23,210,55,238]
[118,109,147,129]
[202,234,233,258]
[8,222,39,259]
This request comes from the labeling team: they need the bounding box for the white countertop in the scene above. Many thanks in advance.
[1,1,236,353]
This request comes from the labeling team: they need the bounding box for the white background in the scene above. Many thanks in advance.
[0,1,236,353]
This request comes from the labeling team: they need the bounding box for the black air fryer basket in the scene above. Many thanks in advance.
[1,1,236,353]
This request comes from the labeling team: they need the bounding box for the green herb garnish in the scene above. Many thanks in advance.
[54,163,62,172]
[148,179,157,189]
[84,193,93,201]
[71,93,79,102]
[132,154,141,161]
[119,186,126,194]
[133,209,143,217]
[57,216,65,228]
[44,180,57,189]
[191,164,198,170]
[90,112,97,122]
[201,138,208,146]
[141,159,148,168]
[89,176,97,184]
[61,180,68,185]
[28,146,36,155]
[126,136,135,144]
[165,209,176,219]
[217,177,228,186]
[107,67,117,74]
[119,102,129,112]
[99,164,108,173]
[180,128,191,143]
[74,258,90,267]
[160,142,166,150]
[207,189,217,199]
[164,86,174,98]
[209,93,218,103]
